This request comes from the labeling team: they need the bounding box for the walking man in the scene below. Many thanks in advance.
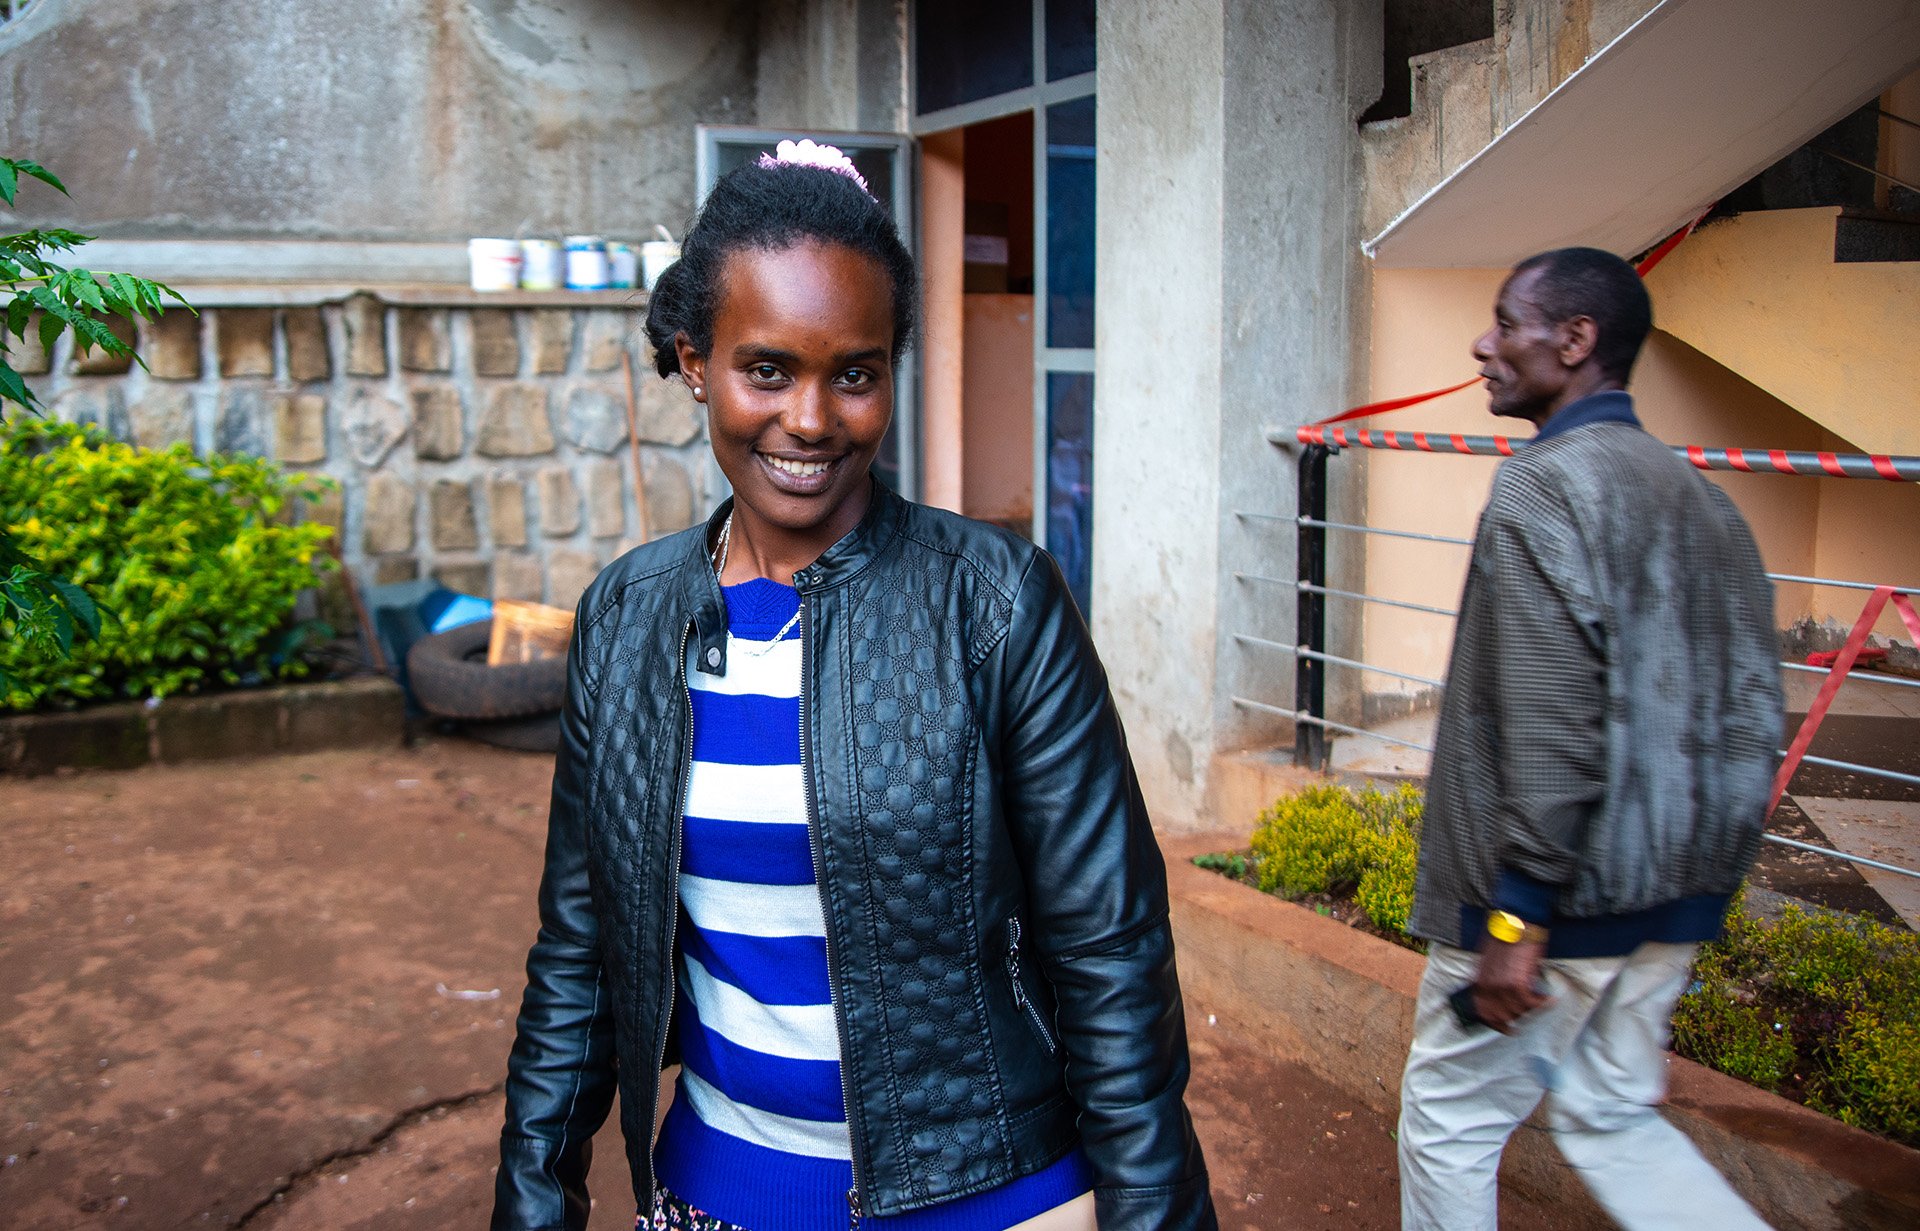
[1397,247,1784,1229]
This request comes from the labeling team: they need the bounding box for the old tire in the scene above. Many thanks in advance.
[405,620,566,720]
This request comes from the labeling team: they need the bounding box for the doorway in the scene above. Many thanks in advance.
[913,0,1096,612]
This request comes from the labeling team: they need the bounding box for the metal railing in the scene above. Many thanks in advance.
[1232,429,1920,883]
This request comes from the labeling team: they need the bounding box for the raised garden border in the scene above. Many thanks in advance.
[0,676,404,775]
[1164,834,1920,1231]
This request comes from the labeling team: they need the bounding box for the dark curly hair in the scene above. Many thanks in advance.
[644,159,918,378]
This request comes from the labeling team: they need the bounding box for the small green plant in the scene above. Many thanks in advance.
[1673,896,1919,1145]
[1192,851,1250,880]
[1,156,188,411]
[1671,976,1797,1090]
[1246,782,1422,933]
[0,419,335,708]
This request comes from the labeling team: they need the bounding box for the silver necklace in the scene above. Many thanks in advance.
[712,512,803,655]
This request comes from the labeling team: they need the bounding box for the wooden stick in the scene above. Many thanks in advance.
[328,539,388,676]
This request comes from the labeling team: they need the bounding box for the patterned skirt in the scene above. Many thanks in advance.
[643,1187,750,1231]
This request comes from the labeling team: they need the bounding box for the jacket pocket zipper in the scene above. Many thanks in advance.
[1005,915,1058,1055]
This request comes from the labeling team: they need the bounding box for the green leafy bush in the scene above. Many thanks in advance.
[1671,974,1797,1090]
[0,418,335,708]
[1674,896,1920,1145]
[1246,781,1422,931]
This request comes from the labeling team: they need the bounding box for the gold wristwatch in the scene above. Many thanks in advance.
[1486,909,1550,945]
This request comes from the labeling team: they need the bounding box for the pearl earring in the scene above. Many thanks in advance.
[693,385,703,398]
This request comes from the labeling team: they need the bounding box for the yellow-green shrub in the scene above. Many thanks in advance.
[1247,781,1422,931]
[1674,895,1920,1146]
[0,418,334,708]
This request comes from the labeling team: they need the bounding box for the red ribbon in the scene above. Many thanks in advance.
[1768,586,1920,816]
[1310,375,1482,428]
[1634,208,1710,277]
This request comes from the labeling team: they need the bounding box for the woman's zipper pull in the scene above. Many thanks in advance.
[1007,915,1030,1012]
[847,1185,864,1229]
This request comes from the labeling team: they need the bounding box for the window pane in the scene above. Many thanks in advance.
[915,0,1034,114]
[1045,0,1096,81]
[1045,96,1095,349]
[1046,372,1094,615]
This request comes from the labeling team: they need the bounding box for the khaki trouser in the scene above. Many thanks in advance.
[1398,941,1772,1231]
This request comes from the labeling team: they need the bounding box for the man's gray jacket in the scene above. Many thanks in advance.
[1411,413,1785,949]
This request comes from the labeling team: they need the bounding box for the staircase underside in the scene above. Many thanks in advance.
[1365,0,1920,268]
[1644,207,1920,458]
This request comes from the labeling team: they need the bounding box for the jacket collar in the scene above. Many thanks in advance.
[1530,389,1639,446]
[683,479,906,676]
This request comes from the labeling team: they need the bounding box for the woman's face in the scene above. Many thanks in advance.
[678,239,896,560]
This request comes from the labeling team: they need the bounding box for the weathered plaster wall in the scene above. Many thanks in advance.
[1096,0,1227,832]
[755,0,906,132]
[1096,0,1379,830]
[0,0,900,243]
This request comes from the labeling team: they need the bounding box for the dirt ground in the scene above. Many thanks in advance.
[0,739,1583,1230]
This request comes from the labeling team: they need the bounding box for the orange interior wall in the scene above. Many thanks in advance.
[919,130,966,513]
[961,295,1035,524]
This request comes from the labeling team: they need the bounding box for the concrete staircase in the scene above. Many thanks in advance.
[1360,0,1657,242]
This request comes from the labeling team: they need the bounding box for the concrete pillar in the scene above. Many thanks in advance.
[1095,0,1380,831]
[755,0,906,131]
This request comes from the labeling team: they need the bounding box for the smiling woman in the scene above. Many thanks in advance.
[491,150,1218,1231]
[676,240,897,582]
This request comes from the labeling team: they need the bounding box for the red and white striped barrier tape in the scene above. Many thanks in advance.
[1293,424,1920,482]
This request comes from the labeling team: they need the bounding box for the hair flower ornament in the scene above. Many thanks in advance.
[759,138,873,197]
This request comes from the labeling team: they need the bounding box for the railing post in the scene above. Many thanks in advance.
[1295,443,1329,770]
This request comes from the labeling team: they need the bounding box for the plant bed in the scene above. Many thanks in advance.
[0,674,404,775]
[1168,834,1920,1231]
[1194,783,1920,1152]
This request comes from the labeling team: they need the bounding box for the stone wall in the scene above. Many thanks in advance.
[13,292,708,611]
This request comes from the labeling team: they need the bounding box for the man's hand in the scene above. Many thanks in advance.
[1471,937,1551,1033]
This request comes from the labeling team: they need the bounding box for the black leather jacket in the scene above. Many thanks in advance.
[493,485,1215,1231]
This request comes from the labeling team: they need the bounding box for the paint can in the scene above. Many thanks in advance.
[520,239,563,291]
[606,241,638,290]
[467,238,522,292]
[640,240,681,292]
[565,236,610,291]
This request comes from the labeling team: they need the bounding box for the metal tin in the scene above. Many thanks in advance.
[564,235,609,291]
[519,239,563,291]
[606,241,638,290]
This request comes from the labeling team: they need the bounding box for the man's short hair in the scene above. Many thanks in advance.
[1511,247,1653,383]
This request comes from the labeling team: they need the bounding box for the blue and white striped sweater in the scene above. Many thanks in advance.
[652,579,1092,1231]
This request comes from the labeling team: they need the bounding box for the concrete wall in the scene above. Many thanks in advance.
[0,0,902,243]
[1096,0,1381,830]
